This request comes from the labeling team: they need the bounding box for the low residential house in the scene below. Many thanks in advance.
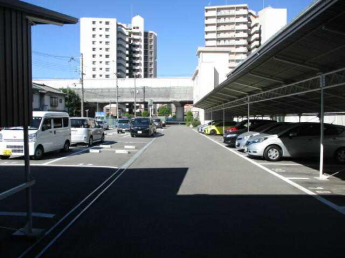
[32,83,66,112]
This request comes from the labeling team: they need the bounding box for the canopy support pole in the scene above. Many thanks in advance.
[319,75,327,180]
[247,96,250,132]
[223,106,225,135]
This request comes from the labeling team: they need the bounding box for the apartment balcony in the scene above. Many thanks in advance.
[229,54,247,60]
[250,41,260,49]
[217,26,235,31]
[249,34,260,42]
[217,11,236,17]
[236,24,248,30]
[132,53,141,58]
[205,40,217,47]
[234,39,248,45]
[235,32,248,38]
[232,47,248,53]
[250,27,260,35]
[236,10,248,15]
[205,10,217,17]
[205,18,217,25]
[205,33,217,39]
[205,26,217,32]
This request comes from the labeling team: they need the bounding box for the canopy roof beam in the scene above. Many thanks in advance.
[249,73,285,84]
[274,57,320,71]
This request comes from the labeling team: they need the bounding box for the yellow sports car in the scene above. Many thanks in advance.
[204,121,237,135]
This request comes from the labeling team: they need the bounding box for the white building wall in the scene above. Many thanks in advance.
[259,7,287,44]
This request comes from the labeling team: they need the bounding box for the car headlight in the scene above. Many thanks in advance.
[244,135,250,140]
[248,137,268,145]
[29,133,37,142]
[0,133,2,142]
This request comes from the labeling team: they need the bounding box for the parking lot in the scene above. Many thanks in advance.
[199,132,345,209]
[1,125,345,258]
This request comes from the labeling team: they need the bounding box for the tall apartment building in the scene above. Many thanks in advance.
[80,15,157,80]
[204,4,287,70]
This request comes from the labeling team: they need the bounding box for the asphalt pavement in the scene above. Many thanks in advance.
[11,125,343,258]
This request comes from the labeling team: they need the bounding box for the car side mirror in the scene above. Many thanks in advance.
[289,132,297,138]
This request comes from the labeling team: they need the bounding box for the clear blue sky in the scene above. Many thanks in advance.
[24,0,315,79]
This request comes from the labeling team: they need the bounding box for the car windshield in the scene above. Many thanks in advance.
[118,120,129,124]
[71,119,88,128]
[154,119,161,122]
[97,121,103,125]
[266,124,293,135]
[253,122,277,132]
[5,117,42,130]
[132,118,150,125]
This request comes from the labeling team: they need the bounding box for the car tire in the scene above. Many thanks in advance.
[0,155,10,160]
[88,137,93,147]
[264,145,282,162]
[61,141,70,152]
[33,146,44,160]
[117,130,121,134]
[101,134,105,143]
[334,147,345,164]
[131,134,135,137]
[210,130,216,135]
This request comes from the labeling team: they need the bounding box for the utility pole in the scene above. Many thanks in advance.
[116,73,119,119]
[143,86,146,112]
[80,53,85,117]
[134,75,137,117]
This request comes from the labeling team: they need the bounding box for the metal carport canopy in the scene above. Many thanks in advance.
[194,0,345,116]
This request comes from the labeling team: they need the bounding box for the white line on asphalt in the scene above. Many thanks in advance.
[309,187,324,190]
[258,163,304,166]
[286,177,310,180]
[33,138,156,258]
[41,147,93,165]
[0,212,55,218]
[316,191,332,194]
[0,164,119,169]
[195,130,345,215]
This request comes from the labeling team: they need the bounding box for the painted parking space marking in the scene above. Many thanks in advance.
[309,187,324,190]
[286,177,310,180]
[316,191,332,194]
[196,131,345,215]
[272,168,286,173]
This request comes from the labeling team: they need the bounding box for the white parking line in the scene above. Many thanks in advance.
[286,177,310,180]
[196,131,345,215]
[258,163,303,166]
[42,147,94,165]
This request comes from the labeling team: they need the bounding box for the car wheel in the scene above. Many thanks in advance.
[33,146,44,160]
[0,155,10,160]
[88,137,93,147]
[61,141,70,152]
[334,147,345,164]
[264,145,282,162]
[101,134,105,143]
[210,130,216,135]
[117,130,121,134]
[131,134,135,137]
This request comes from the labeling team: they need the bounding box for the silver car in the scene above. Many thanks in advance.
[246,123,345,163]
[235,122,287,151]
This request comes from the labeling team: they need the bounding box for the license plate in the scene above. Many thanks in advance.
[244,146,248,153]
[2,149,12,155]
[138,131,142,134]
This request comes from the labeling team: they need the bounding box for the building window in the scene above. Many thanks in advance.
[105,35,110,38]
[92,41,96,44]
[106,68,110,72]
[99,41,103,44]
[105,55,110,58]
[100,68,103,71]
[92,35,96,38]
[105,28,110,32]
[92,61,96,65]
[99,21,102,24]
[105,41,110,45]
[105,61,110,65]
[92,28,96,31]
[92,74,96,78]
[105,48,110,52]
[99,55,103,57]
[99,34,102,37]
[105,75,110,78]
[92,54,96,58]
[92,68,96,71]
[99,28,102,30]
[99,48,102,51]
[99,61,103,64]
[92,21,96,24]
[50,97,58,107]
[99,74,103,77]
[59,98,62,103]
[105,21,110,25]
[92,48,96,51]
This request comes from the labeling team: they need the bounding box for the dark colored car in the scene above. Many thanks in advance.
[153,118,163,128]
[117,119,130,133]
[130,118,156,137]
[223,120,277,147]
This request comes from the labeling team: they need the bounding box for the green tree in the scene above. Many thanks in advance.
[142,110,150,117]
[60,88,81,116]
[158,105,172,117]
[185,111,194,123]
[124,113,131,119]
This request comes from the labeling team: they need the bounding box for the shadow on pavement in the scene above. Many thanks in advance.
[18,167,345,258]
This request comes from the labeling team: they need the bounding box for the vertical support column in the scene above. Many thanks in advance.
[223,106,225,135]
[211,108,213,121]
[247,96,250,133]
[319,75,325,179]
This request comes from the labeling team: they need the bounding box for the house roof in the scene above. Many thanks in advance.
[33,83,66,95]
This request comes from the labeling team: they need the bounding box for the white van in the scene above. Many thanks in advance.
[70,117,104,146]
[0,112,71,160]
